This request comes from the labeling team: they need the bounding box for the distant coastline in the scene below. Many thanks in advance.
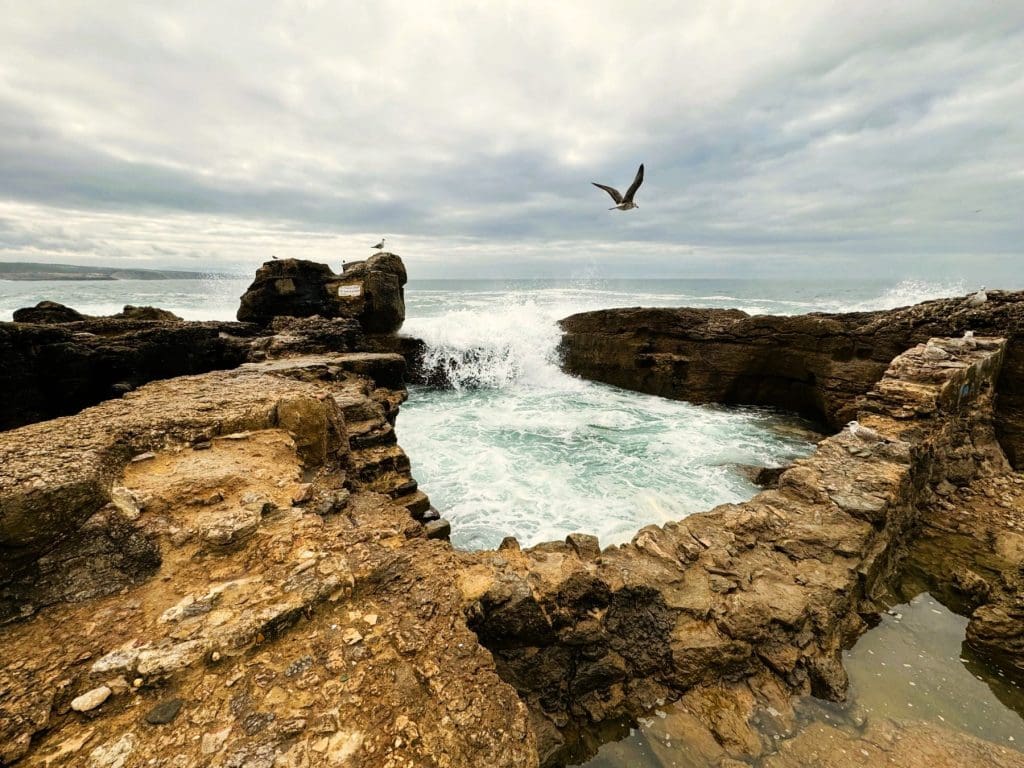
[0,262,210,281]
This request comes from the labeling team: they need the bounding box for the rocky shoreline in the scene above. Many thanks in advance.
[1,260,1022,767]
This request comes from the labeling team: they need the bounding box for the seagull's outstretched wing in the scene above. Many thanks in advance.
[623,164,644,203]
[592,182,623,204]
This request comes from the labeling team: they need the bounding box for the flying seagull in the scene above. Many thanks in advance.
[372,237,386,250]
[592,164,644,211]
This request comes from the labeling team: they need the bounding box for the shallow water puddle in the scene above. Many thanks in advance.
[576,593,1024,767]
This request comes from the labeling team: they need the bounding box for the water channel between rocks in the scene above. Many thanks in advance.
[393,280,1023,766]
[396,285,824,551]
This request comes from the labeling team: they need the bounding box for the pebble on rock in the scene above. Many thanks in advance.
[145,698,184,725]
[71,685,112,712]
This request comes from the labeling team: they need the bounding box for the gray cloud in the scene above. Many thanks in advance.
[0,1,1022,281]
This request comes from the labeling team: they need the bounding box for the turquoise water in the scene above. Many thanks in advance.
[1,275,974,550]
[394,278,965,549]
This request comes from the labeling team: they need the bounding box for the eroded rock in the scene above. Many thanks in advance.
[236,254,406,333]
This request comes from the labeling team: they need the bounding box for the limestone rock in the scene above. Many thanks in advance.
[71,685,112,712]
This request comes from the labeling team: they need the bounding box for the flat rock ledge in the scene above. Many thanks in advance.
[3,334,1021,767]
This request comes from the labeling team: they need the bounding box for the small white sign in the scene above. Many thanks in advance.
[337,284,362,297]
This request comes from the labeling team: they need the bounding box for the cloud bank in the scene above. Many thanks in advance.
[1,1,1022,280]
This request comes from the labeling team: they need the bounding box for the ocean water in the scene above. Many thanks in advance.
[395,277,968,549]
[0,275,970,550]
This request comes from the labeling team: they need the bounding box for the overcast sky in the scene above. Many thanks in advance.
[1,1,1022,280]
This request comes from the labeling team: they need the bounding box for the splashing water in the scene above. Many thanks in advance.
[398,284,829,550]
[0,274,976,550]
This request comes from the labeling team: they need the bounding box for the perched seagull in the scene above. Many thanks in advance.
[271,254,278,260]
[372,237,386,250]
[966,286,987,307]
[592,164,644,211]
[847,420,885,443]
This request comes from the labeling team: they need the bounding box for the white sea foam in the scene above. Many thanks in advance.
[0,274,979,550]
[399,289,820,550]
[397,276,981,550]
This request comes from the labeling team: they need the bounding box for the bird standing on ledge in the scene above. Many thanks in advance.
[966,286,987,307]
[372,237,386,250]
[592,164,644,210]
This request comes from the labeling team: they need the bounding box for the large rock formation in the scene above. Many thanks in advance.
[470,336,1014,764]
[237,254,406,333]
[0,355,485,767]
[11,301,86,324]
[0,255,414,432]
[559,291,1024,468]
[1,331,1021,767]
[0,319,259,431]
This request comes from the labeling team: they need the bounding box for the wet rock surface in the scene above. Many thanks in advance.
[898,468,1024,679]
[559,290,1024,468]
[763,716,1024,768]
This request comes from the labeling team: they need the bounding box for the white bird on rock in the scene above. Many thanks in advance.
[592,164,645,211]
[847,420,885,443]
[372,237,386,250]
[966,286,987,307]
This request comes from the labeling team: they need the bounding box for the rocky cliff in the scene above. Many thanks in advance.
[471,335,1016,764]
[2,332,1020,767]
[3,273,1024,767]
[236,254,406,332]
[558,291,1024,468]
[0,256,414,432]
[0,355,496,767]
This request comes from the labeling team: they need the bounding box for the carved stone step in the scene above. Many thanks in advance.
[347,419,396,449]
[348,444,411,483]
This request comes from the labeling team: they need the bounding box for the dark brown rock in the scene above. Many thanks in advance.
[559,291,1024,468]
[111,305,183,322]
[236,254,406,333]
[0,320,256,431]
[12,301,85,324]
[145,698,184,725]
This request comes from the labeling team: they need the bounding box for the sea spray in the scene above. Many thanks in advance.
[408,298,567,390]
[398,290,820,550]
